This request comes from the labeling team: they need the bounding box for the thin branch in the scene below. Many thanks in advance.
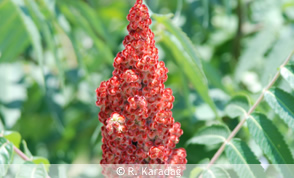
[13,145,31,161]
[206,50,294,169]
[0,135,50,178]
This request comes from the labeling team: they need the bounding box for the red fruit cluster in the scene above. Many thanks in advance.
[96,0,187,164]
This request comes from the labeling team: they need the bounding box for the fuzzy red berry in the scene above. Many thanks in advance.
[96,0,187,165]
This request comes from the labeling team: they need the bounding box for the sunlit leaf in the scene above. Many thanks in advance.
[264,88,294,130]
[4,131,21,148]
[189,166,203,178]
[32,157,50,172]
[225,139,265,178]
[281,63,294,89]
[186,125,230,146]
[248,113,294,177]
[225,94,249,119]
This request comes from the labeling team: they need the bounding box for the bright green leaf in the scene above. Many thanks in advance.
[186,125,230,146]
[16,161,48,178]
[225,94,250,119]
[32,157,50,172]
[281,63,294,89]
[264,88,294,130]
[248,113,294,177]
[202,166,231,178]
[0,137,13,177]
[225,139,265,178]
[189,166,203,178]
[4,131,21,148]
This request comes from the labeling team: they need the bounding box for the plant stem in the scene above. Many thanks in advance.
[206,50,294,169]
[13,145,31,161]
[0,135,50,178]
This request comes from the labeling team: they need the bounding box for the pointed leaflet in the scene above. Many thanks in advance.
[202,166,231,178]
[0,137,13,177]
[247,113,294,177]
[4,131,21,148]
[281,63,294,89]
[264,88,294,130]
[189,167,203,178]
[186,125,230,146]
[32,157,50,172]
[16,162,48,178]
[0,0,30,62]
[153,14,218,117]
[225,94,250,119]
[225,139,265,178]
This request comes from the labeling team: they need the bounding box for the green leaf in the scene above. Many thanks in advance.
[32,157,50,172]
[4,131,21,148]
[154,14,218,117]
[225,139,265,178]
[0,137,13,177]
[0,0,30,62]
[186,125,230,146]
[16,161,48,178]
[247,113,294,177]
[281,63,294,89]
[225,94,250,119]
[189,166,203,178]
[202,166,231,178]
[264,88,294,130]
[234,28,276,82]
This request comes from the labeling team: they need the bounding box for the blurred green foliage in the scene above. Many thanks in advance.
[1,0,294,176]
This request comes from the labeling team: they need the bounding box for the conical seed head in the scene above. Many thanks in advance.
[96,0,187,165]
